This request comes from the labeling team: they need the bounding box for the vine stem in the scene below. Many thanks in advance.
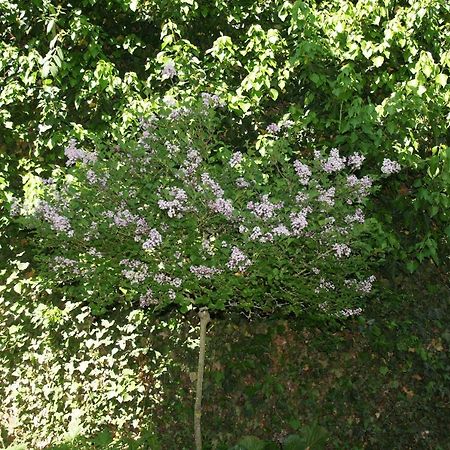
[194,307,211,450]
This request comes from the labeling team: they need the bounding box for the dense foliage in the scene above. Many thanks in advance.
[17,98,391,317]
[1,0,450,268]
[1,0,449,448]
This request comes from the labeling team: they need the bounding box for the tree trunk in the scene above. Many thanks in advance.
[194,308,210,450]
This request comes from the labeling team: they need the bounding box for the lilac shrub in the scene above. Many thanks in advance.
[19,100,395,317]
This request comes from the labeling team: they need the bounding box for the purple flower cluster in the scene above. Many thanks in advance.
[345,208,365,224]
[347,153,365,170]
[332,243,352,258]
[37,201,73,236]
[200,173,224,197]
[249,226,273,243]
[201,92,222,108]
[339,307,363,318]
[271,224,291,237]
[315,278,335,293]
[318,187,335,207]
[247,195,284,221]
[345,275,376,293]
[229,152,243,168]
[64,139,97,166]
[86,169,109,187]
[294,161,312,185]
[266,123,281,134]
[9,197,21,216]
[161,61,177,79]
[227,246,251,271]
[180,148,202,179]
[154,273,182,287]
[209,198,234,218]
[53,256,81,275]
[169,106,190,121]
[190,265,223,279]
[120,259,149,284]
[108,207,137,228]
[236,177,250,188]
[295,192,308,203]
[142,229,163,250]
[322,148,346,173]
[346,175,373,198]
[290,207,311,235]
[158,187,189,218]
[381,158,401,175]
[140,288,157,307]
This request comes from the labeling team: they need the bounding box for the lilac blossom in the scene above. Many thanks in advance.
[154,273,182,287]
[142,229,162,250]
[190,265,223,279]
[229,151,243,168]
[37,201,73,236]
[332,243,352,258]
[161,61,176,79]
[227,247,252,271]
[295,192,308,203]
[86,169,109,187]
[322,148,346,173]
[53,256,81,275]
[238,224,248,234]
[281,119,295,128]
[266,123,281,134]
[345,208,365,224]
[201,92,222,108]
[381,158,401,175]
[158,187,189,218]
[9,197,21,216]
[111,208,137,228]
[347,152,365,169]
[140,288,157,307]
[290,207,311,235]
[236,177,250,188]
[247,195,284,221]
[272,224,291,237]
[345,275,376,293]
[180,148,202,179]
[168,107,190,121]
[318,187,335,207]
[315,278,335,293]
[165,141,180,157]
[339,307,363,318]
[209,198,234,218]
[64,139,97,166]
[347,175,373,197]
[87,248,102,258]
[201,173,224,197]
[120,259,149,284]
[134,217,150,241]
[202,238,215,256]
[294,161,312,185]
[248,226,276,243]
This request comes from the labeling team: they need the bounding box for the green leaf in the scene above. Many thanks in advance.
[129,0,138,11]
[283,434,305,450]
[372,56,384,68]
[236,435,267,450]
[435,73,448,87]
[46,19,55,34]
[16,261,30,271]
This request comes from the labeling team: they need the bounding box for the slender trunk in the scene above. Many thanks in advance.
[194,308,210,450]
